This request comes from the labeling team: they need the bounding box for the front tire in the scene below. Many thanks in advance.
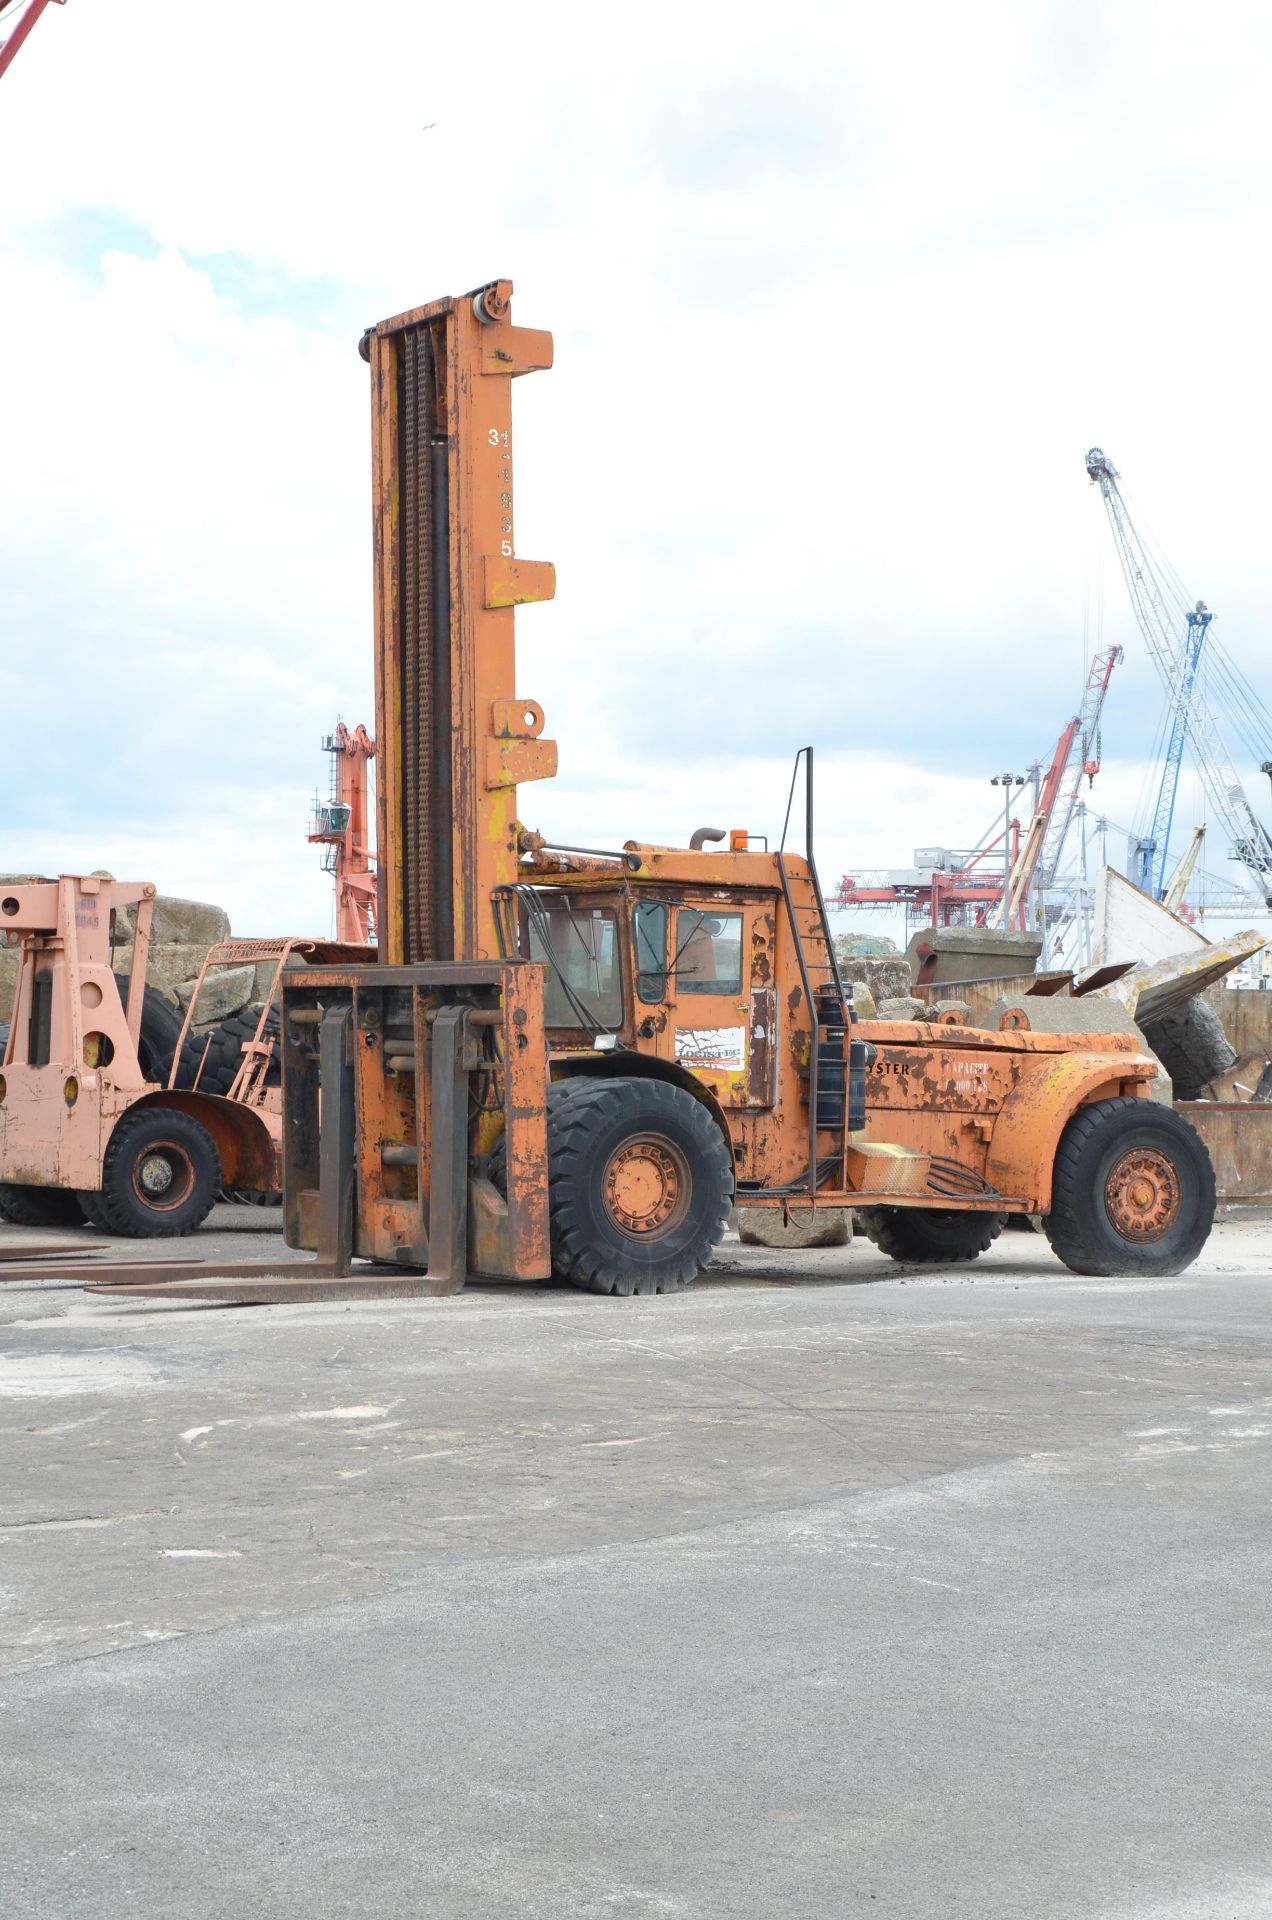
[89,1107,221,1238]
[1044,1097,1214,1277]
[547,1077,732,1295]
[0,1183,86,1228]
[857,1206,1006,1264]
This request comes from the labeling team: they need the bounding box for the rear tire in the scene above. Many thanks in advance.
[113,973,184,1084]
[91,1107,221,1238]
[1139,999,1235,1100]
[1043,1097,1214,1276]
[856,1206,1006,1263]
[173,1005,281,1097]
[546,1077,733,1295]
[0,1183,86,1228]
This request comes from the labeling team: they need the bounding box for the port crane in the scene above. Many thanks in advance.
[0,0,63,83]
[1085,447,1272,906]
[309,722,376,945]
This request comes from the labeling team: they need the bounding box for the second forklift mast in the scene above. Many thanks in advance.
[362,281,557,965]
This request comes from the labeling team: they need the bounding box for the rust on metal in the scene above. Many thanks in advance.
[1104,1146,1181,1241]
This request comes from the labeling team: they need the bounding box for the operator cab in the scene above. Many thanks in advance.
[510,884,779,1108]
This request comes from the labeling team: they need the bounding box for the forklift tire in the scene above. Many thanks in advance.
[0,1183,86,1228]
[856,1206,1007,1263]
[173,1005,282,1097]
[545,1076,733,1295]
[89,1107,221,1238]
[1043,1097,1215,1277]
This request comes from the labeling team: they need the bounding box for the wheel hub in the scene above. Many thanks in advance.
[1104,1146,1180,1242]
[132,1143,194,1210]
[137,1151,176,1197]
[603,1134,690,1239]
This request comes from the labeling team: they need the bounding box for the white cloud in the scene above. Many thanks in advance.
[3,1,1272,937]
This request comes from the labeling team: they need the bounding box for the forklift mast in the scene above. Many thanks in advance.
[362,282,557,965]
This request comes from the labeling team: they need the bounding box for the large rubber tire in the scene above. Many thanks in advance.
[0,1183,86,1228]
[545,1076,733,1295]
[1043,1096,1215,1277]
[112,973,184,1084]
[488,1079,587,1190]
[1139,999,1236,1101]
[87,1106,221,1238]
[173,1005,280,1097]
[856,1206,1006,1263]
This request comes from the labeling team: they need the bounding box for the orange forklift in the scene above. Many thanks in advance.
[77,280,1213,1306]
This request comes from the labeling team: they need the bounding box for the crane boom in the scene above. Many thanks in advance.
[1085,447,1272,906]
[1037,642,1122,889]
[1141,601,1210,898]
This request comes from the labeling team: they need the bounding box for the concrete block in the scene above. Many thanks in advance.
[736,1205,852,1249]
[987,993,1172,1104]
[907,926,1043,988]
[850,984,878,1019]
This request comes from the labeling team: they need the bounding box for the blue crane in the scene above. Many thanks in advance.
[1139,599,1211,898]
[1085,447,1272,908]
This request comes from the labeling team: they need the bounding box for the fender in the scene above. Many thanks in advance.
[125,1090,279,1194]
[550,1052,732,1145]
[985,1050,1157,1215]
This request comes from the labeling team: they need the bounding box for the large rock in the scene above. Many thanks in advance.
[111,943,213,1007]
[175,965,255,1024]
[153,896,232,947]
[837,955,912,1005]
[875,995,929,1022]
[736,1205,852,1249]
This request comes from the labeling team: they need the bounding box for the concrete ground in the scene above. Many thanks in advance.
[3,1207,1272,1918]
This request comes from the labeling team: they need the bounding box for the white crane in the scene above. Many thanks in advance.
[1085,447,1272,907]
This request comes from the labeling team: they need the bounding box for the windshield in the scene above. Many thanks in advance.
[526,902,624,1029]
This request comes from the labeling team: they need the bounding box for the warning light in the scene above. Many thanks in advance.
[729,830,749,852]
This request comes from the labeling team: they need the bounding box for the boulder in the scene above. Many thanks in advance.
[875,995,929,1022]
[111,943,212,1007]
[175,965,255,1024]
[837,955,912,1005]
[849,983,878,1019]
[736,1205,852,1249]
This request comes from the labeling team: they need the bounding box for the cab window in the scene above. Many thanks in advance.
[526,902,624,1028]
[634,901,668,1003]
[672,909,743,995]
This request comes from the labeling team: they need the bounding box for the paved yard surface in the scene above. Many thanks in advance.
[3,1208,1272,1918]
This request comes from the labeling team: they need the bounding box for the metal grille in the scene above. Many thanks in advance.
[400,327,436,963]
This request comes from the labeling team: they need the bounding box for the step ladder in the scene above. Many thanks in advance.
[775,747,854,1195]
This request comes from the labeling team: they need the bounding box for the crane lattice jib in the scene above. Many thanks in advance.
[1085,447,1272,905]
[1038,642,1122,888]
[1143,605,1209,898]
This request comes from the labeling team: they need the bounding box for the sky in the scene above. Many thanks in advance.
[3,0,1272,944]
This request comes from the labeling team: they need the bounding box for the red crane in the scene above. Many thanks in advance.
[0,0,64,85]
[309,723,377,945]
